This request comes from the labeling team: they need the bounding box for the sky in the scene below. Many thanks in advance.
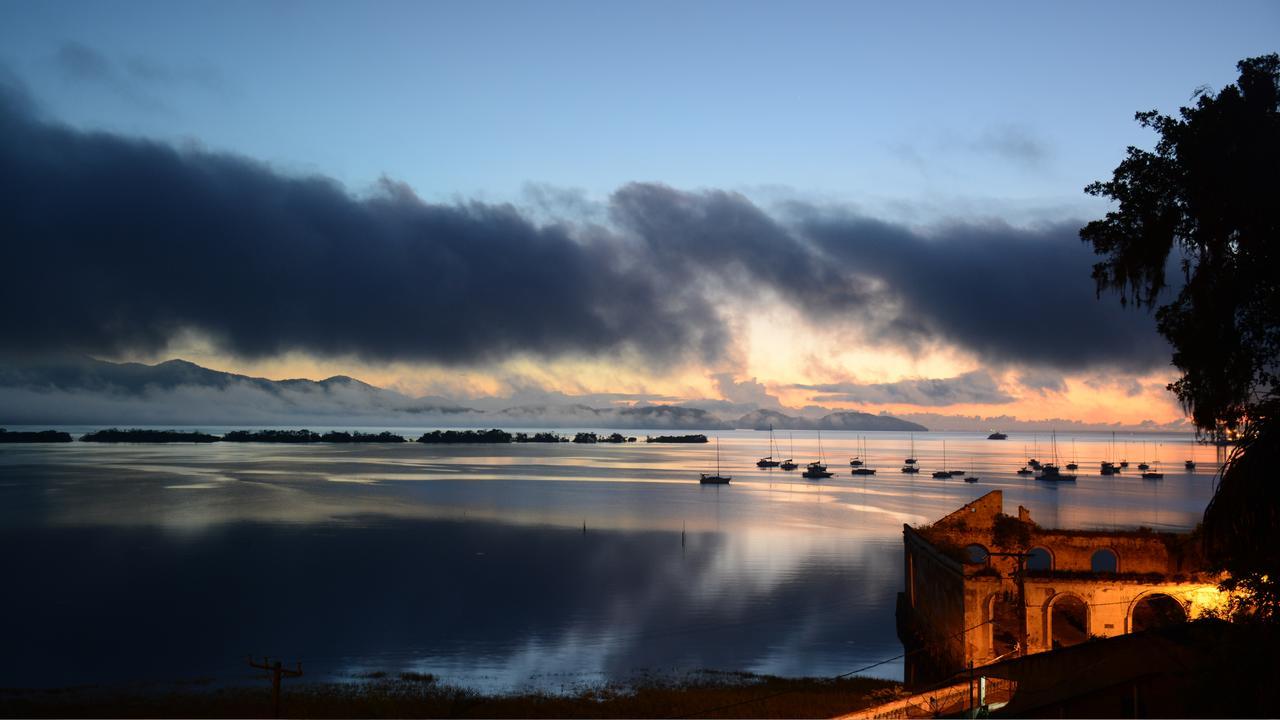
[1,0,1276,428]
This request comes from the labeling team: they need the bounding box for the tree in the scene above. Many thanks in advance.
[1080,54,1280,621]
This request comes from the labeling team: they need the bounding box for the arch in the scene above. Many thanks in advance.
[1048,593,1089,649]
[987,592,1021,660]
[1026,546,1053,572]
[1090,548,1118,573]
[964,544,990,564]
[1128,592,1187,633]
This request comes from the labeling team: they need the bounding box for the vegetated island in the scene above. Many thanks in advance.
[645,434,708,443]
[0,428,72,443]
[416,430,641,444]
[572,432,637,443]
[223,430,405,443]
[0,671,900,719]
[80,428,220,443]
[418,429,518,443]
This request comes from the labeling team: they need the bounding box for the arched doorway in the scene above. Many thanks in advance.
[1050,594,1089,649]
[1130,593,1186,633]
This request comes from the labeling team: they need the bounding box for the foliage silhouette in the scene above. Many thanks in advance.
[645,434,709,443]
[0,428,72,442]
[1081,53,1280,621]
[222,429,406,443]
[416,429,512,444]
[80,428,219,443]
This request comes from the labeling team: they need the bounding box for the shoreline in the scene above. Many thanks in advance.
[0,673,900,719]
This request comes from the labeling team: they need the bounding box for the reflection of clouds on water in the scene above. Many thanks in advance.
[0,435,1214,691]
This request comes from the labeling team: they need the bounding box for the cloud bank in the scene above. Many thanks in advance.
[795,370,1016,406]
[1,73,1168,379]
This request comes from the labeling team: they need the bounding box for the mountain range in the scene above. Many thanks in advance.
[0,356,927,431]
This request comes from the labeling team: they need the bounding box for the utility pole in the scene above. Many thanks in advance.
[248,656,303,718]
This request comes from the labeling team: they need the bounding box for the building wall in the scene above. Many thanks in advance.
[901,490,1229,679]
[901,525,967,680]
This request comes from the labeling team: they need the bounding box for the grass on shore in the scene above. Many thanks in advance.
[0,671,902,719]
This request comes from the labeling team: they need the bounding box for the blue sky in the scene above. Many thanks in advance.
[3,0,1275,222]
[0,0,1276,426]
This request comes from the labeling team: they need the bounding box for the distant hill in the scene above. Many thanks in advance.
[0,356,925,431]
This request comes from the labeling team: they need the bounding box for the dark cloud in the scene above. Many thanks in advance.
[793,211,1173,372]
[0,78,724,366]
[609,183,881,319]
[1017,369,1069,394]
[795,370,1016,406]
[0,72,1169,377]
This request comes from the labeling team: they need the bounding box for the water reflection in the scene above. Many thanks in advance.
[0,430,1217,691]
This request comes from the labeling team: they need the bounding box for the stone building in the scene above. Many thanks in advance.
[897,490,1228,685]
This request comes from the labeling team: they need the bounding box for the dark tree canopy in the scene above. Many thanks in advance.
[1081,53,1280,437]
[1082,54,1280,622]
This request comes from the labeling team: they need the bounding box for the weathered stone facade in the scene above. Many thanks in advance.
[898,490,1228,685]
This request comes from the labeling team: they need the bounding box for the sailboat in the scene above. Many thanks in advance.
[902,434,920,473]
[700,437,731,484]
[964,454,979,483]
[756,425,780,467]
[948,438,966,476]
[1037,431,1076,481]
[803,431,833,478]
[1119,436,1129,468]
[852,436,877,475]
[1101,432,1119,474]
[1137,441,1151,471]
[780,433,797,471]
[932,441,951,479]
[850,435,864,467]
[1066,438,1079,471]
[1142,460,1164,480]
[1016,442,1034,474]
[1028,433,1041,469]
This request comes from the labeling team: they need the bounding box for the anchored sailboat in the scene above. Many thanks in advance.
[700,437,731,484]
[1037,431,1076,481]
[756,425,780,467]
[803,431,833,478]
[852,436,876,475]
[902,434,920,473]
[932,440,951,479]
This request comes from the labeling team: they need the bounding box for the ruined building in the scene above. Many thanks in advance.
[897,490,1228,685]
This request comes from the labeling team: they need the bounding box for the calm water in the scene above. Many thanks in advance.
[0,429,1220,691]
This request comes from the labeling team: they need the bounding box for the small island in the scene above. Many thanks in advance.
[645,434,709,443]
[223,430,406,443]
[80,428,220,443]
[512,432,567,443]
[417,429,513,444]
[0,428,73,443]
